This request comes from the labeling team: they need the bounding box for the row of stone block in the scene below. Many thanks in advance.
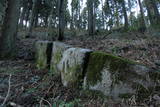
[35,41,160,100]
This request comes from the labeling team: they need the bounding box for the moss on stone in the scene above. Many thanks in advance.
[86,51,108,86]
[36,49,47,69]
[86,51,139,86]
[50,49,62,73]
[55,50,62,64]
[35,41,52,70]
[84,51,160,100]
[62,64,82,87]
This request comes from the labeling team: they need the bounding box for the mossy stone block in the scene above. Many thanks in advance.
[35,41,52,69]
[50,42,71,74]
[58,48,92,87]
[84,51,160,100]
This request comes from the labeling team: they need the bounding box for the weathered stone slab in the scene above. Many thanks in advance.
[58,48,92,87]
[50,42,71,74]
[83,51,160,100]
[35,41,52,69]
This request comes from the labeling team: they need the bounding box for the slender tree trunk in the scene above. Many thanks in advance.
[88,0,95,36]
[58,0,64,41]
[24,7,29,28]
[0,1,5,26]
[44,15,48,27]
[33,13,38,27]
[19,7,26,28]
[70,6,74,29]
[26,0,38,38]
[144,0,160,28]
[101,0,105,29]
[115,2,120,28]
[78,0,81,29]
[138,0,146,30]
[121,0,128,30]
[75,9,78,29]
[0,0,20,58]
[46,5,54,39]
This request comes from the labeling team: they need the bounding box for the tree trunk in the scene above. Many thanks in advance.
[33,13,38,27]
[19,7,26,28]
[88,0,95,36]
[26,0,38,38]
[0,0,20,58]
[121,0,129,30]
[101,0,105,29]
[115,1,120,28]
[138,0,146,30]
[58,0,64,41]
[78,0,81,29]
[70,6,74,29]
[144,0,160,28]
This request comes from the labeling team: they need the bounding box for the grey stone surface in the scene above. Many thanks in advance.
[58,48,91,87]
[50,42,71,74]
[83,51,160,99]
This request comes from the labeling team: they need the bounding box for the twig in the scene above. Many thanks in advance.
[9,102,22,107]
[39,98,52,107]
[1,74,12,106]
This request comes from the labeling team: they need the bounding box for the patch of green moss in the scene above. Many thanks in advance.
[86,51,140,86]
[36,53,47,69]
[86,52,108,86]
[50,50,62,73]
[104,52,143,85]
[36,43,48,69]
[55,50,62,64]
[62,63,82,87]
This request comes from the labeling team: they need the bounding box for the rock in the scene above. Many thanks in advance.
[58,48,92,87]
[50,42,72,74]
[35,41,52,69]
[83,51,160,100]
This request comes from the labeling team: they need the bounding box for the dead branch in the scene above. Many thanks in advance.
[39,98,52,107]
[1,74,11,106]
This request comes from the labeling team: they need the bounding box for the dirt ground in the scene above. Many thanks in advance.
[0,30,160,106]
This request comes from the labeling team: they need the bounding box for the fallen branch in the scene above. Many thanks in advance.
[9,102,22,107]
[39,98,52,107]
[1,74,12,106]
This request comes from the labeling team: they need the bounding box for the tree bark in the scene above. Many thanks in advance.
[144,0,160,28]
[138,0,146,30]
[58,0,65,41]
[0,0,20,58]
[26,0,38,38]
[19,7,26,28]
[121,0,129,30]
[71,6,74,29]
[101,0,105,29]
[88,0,95,36]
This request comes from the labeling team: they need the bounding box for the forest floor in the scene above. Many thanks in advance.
[0,29,160,106]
